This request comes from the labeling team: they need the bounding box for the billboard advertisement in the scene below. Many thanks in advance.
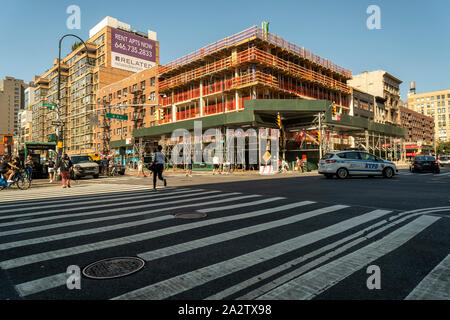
[111,28,156,72]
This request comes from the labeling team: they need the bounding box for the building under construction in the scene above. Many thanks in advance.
[125,25,405,169]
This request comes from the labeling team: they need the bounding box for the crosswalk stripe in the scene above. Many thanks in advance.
[0,189,205,218]
[138,204,348,262]
[12,201,314,296]
[405,254,450,300]
[197,197,285,213]
[15,273,68,298]
[0,192,240,237]
[257,215,440,300]
[112,207,393,300]
[0,216,172,251]
[0,190,225,230]
[0,184,171,202]
[208,209,392,300]
[233,207,450,300]
[0,194,260,270]
[0,187,193,211]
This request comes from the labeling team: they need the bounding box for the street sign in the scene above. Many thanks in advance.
[43,103,57,110]
[106,113,128,120]
[51,121,64,126]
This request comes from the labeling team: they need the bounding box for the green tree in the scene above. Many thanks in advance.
[71,41,82,51]
[436,141,450,155]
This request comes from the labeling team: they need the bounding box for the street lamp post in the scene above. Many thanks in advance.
[57,34,92,157]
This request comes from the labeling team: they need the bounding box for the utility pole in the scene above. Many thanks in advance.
[318,111,323,159]
[57,34,91,157]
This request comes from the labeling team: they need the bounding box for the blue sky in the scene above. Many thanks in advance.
[0,0,449,100]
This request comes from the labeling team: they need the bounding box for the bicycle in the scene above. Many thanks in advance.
[0,169,31,190]
[110,166,119,177]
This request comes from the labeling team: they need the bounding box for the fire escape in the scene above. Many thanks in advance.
[131,86,145,130]
[100,99,112,156]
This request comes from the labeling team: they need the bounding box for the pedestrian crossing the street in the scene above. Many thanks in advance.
[0,186,449,300]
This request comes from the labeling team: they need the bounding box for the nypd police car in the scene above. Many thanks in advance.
[318,150,398,179]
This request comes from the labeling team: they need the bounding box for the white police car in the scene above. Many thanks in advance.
[318,150,398,179]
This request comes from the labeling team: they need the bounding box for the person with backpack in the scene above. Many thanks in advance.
[151,145,167,191]
[57,153,73,188]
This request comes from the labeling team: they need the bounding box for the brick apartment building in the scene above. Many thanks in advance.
[30,16,159,155]
[94,66,159,159]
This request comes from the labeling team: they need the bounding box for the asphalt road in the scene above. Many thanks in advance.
[0,168,448,301]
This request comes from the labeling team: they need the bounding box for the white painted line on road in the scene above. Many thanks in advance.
[0,184,162,202]
[0,187,192,210]
[0,194,260,270]
[112,206,392,300]
[15,273,68,298]
[138,204,348,262]
[13,201,314,296]
[0,190,223,230]
[0,191,235,236]
[257,215,440,300]
[0,189,205,216]
[197,197,285,213]
[235,207,450,300]
[405,254,450,300]
[0,215,173,251]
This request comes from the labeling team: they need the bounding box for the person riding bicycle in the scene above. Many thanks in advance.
[6,157,21,183]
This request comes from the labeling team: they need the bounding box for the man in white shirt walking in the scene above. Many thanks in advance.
[152,145,167,191]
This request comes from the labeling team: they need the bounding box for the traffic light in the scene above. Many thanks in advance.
[332,105,337,116]
[160,109,165,120]
[154,109,160,121]
[276,113,281,129]
[3,135,13,145]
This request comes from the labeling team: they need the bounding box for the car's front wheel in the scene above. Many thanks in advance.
[336,168,349,179]
[383,167,394,178]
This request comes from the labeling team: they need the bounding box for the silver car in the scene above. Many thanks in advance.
[438,156,450,167]
[70,155,100,179]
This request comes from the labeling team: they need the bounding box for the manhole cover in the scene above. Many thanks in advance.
[175,213,207,219]
[82,257,145,279]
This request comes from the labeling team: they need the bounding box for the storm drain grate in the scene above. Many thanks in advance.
[82,257,145,279]
[175,213,207,219]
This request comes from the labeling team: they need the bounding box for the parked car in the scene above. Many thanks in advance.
[438,156,450,167]
[70,155,100,179]
[318,150,398,179]
[409,155,440,174]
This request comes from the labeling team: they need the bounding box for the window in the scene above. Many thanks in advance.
[360,153,377,161]
[117,128,122,136]
[140,80,146,90]
[132,84,137,92]
[123,88,127,97]
[344,152,361,160]
[431,96,434,101]
[442,95,445,99]
[117,90,121,99]
[150,77,156,87]
[149,91,155,101]
[437,95,441,100]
